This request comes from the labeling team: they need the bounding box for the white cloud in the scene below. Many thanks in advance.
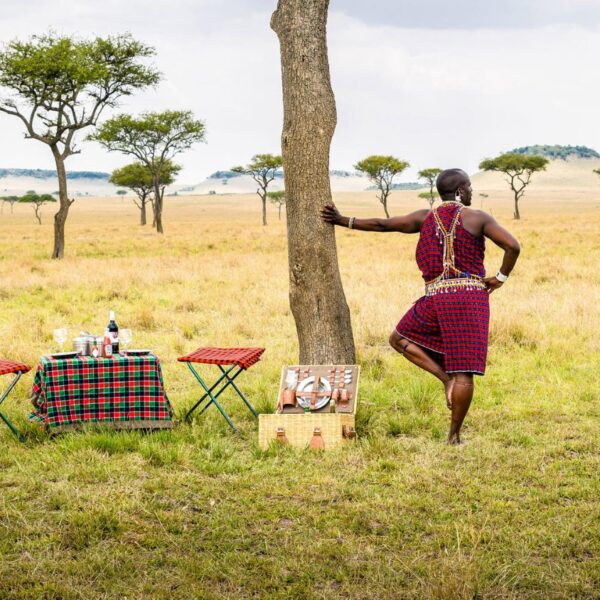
[0,2,598,184]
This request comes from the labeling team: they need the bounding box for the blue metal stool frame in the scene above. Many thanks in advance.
[183,362,258,432]
[0,371,26,442]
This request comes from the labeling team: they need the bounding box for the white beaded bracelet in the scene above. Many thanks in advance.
[495,270,509,283]
[348,216,355,229]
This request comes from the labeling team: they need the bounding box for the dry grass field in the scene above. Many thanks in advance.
[1,189,599,598]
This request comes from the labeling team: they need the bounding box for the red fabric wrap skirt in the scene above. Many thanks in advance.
[395,289,490,375]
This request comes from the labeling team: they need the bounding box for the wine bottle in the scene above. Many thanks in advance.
[108,310,119,354]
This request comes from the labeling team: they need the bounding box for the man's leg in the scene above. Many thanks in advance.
[447,372,474,445]
[389,331,453,404]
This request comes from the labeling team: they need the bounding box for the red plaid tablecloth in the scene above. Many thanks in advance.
[30,354,173,431]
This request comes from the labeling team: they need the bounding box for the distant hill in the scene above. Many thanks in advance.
[0,168,109,180]
[0,167,385,196]
[0,168,114,197]
[472,148,600,191]
[510,145,600,160]
[179,169,376,194]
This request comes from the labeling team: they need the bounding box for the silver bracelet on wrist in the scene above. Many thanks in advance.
[348,216,355,229]
[495,270,509,283]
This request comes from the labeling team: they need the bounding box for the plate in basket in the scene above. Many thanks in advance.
[296,376,331,410]
[125,349,152,356]
[50,351,79,359]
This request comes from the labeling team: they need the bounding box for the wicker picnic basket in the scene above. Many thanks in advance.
[258,364,360,450]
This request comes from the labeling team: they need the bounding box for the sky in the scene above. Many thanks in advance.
[0,0,599,184]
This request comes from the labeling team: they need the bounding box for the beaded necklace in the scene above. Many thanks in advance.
[425,202,486,296]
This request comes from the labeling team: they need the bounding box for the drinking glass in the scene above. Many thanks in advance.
[53,328,68,352]
[120,329,132,353]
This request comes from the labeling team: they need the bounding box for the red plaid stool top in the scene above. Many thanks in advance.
[0,359,31,376]
[178,347,265,370]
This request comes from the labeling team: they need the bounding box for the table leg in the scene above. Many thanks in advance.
[0,372,25,442]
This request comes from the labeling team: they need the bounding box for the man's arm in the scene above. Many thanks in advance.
[321,204,429,233]
[481,214,521,293]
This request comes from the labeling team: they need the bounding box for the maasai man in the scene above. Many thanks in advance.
[321,169,520,444]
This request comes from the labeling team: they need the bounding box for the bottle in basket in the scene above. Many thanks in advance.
[108,310,119,354]
[103,329,113,358]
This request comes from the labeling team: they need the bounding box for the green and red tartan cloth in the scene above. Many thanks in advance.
[30,354,173,430]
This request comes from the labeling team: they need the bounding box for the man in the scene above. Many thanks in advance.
[321,168,520,444]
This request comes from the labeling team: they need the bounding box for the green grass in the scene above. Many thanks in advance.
[1,193,599,598]
[2,349,599,599]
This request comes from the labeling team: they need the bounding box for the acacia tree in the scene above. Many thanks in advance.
[110,161,180,226]
[0,33,160,258]
[267,190,286,220]
[232,154,282,225]
[90,111,205,233]
[355,155,410,217]
[271,0,355,364]
[1,196,19,214]
[418,167,442,208]
[479,153,548,219]
[18,191,56,224]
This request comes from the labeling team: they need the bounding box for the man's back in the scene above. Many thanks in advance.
[416,202,486,283]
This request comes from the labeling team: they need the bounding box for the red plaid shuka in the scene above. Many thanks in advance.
[395,202,490,375]
[30,354,173,430]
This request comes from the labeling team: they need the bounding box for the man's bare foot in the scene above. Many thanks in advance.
[447,432,461,445]
[444,377,455,410]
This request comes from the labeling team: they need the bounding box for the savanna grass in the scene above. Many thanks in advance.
[0,190,599,598]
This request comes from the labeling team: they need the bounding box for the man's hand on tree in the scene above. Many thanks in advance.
[483,276,504,294]
[321,203,342,225]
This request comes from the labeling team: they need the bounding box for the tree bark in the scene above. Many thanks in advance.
[272,0,356,364]
[261,192,267,226]
[514,191,520,220]
[381,194,390,218]
[51,148,72,259]
[153,178,164,233]
[140,196,147,226]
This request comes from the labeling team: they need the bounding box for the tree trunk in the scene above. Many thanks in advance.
[380,187,391,218]
[153,178,164,233]
[261,192,267,226]
[271,0,356,364]
[140,196,147,226]
[514,191,520,220]
[51,148,72,259]
[34,205,42,225]
[278,204,282,220]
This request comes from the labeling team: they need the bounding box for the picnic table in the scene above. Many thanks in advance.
[30,353,173,431]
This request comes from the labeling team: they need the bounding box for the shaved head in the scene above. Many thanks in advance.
[436,169,470,197]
